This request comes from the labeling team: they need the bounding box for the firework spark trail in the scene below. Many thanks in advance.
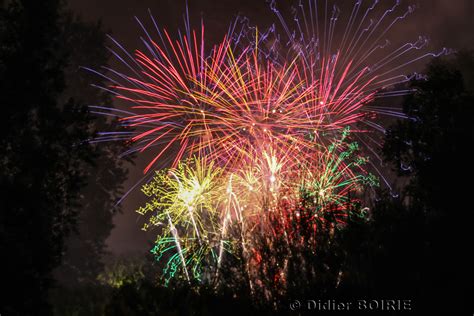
[139,157,231,284]
[252,1,447,134]
[136,128,375,286]
[94,2,440,193]
[92,1,447,175]
[237,0,447,194]
[93,13,239,173]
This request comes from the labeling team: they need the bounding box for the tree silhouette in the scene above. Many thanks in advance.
[53,13,130,288]
[380,52,474,313]
[0,1,126,314]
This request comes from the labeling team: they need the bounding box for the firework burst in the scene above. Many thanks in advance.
[90,0,446,297]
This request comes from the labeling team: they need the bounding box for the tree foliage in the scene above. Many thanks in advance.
[54,13,130,287]
[380,52,474,313]
[0,0,128,313]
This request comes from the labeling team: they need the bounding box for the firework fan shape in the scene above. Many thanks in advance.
[231,0,449,186]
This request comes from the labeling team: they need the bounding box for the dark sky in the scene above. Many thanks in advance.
[66,0,473,255]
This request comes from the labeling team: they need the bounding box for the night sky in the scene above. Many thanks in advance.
[66,0,474,256]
